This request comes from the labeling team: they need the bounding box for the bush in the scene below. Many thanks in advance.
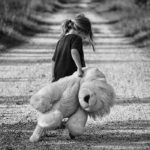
[0,0,56,48]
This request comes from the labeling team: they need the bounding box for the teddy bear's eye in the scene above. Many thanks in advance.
[84,95,90,103]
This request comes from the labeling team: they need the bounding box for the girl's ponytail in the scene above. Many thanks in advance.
[90,39,95,52]
[61,19,74,37]
[87,29,95,52]
[74,14,95,52]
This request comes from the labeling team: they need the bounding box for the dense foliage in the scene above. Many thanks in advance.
[0,0,57,48]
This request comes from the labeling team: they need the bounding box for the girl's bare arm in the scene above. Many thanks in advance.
[71,49,83,77]
[51,60,55,81]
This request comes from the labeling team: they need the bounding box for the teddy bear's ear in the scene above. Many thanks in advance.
[81,67,106,82]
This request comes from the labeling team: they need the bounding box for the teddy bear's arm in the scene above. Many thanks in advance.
[30,84,62,113]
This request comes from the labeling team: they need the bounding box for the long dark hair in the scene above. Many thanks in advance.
[61,14,95,51]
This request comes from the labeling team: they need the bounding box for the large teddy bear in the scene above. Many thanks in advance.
[29,67,115,142]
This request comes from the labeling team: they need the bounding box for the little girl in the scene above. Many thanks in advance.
[51,14,95,82]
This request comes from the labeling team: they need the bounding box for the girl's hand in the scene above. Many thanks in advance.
[51,76,55,82]
[77,68,84,77]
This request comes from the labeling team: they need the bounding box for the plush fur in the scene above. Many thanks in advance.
[29,67,115,142]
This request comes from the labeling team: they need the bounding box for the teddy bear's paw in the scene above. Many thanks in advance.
[69,133,76,140]
[29,125,44,142]
[29,134,41,142]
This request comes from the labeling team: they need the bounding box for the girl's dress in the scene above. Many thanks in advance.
[52,34,85,81]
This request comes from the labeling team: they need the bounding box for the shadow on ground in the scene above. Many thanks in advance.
[1,96,150,105]
[0,120,150,149]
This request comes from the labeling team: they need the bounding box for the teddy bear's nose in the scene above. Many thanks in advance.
[84,95,90,103]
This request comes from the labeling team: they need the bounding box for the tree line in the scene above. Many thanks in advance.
[0,0,56,20]
[134,0,150,6]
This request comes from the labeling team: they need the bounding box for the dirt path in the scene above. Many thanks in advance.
[0,2,150,150]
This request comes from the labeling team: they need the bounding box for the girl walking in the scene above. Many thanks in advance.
[51,14,95,82]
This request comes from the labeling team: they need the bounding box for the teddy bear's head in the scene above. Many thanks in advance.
[78,69,115,119]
